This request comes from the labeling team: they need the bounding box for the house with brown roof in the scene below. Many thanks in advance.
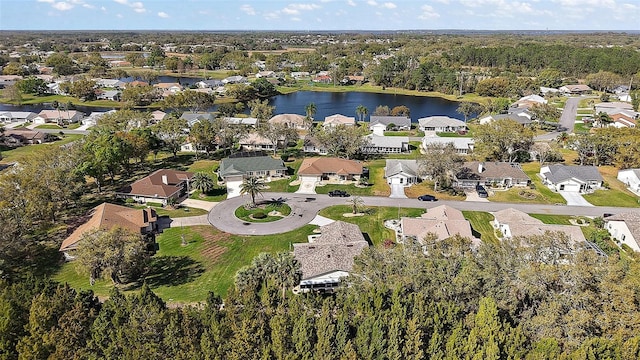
[493,208,586,245]
[33,109,84,125]
[117,169,194,205]
[153,82,183,93]
[1,129,47,146]
[559,84,592,95]
[400,205,479,246]
[268,113,309,130]
[59,202,157,260]
[293,221,368,293]
[298,157,363,182]
[606,212,640,252]
[454,161,530,188]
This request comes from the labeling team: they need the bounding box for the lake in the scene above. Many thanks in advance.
[0,91,463,121]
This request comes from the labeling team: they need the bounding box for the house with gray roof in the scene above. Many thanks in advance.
[606,212,640,252]
[455,161,530,188]
[540,164,603,193]
[617,169,640,196]
[0,111,37,123]
[196,79,224,89]
[369,115,411,131]
[219,154,288,198]
[385,159,420,187]
[421,136,474,155]
[361,134,409,154]
[223,116,258,127]
[293,221,368,293]
[222,75,247,84]
[417,116,467,133]
[180,112,214,127]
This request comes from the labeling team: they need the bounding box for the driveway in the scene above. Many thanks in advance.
[225,180,242,198]
[389,184,407,198]
[464,190,489,202]
[295,177,317,194]
[558,191,594,206]
[180,198,218,211]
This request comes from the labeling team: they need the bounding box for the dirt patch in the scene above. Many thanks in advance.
[190,226,229,262]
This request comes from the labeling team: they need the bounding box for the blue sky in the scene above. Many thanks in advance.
[1,0,639,31]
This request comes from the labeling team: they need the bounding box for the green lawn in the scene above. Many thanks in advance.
[583,189,640,208]
[54,225,317,303]
[190,189,227,202]
[234,203,292,222]
[319,205,424,246]
[462,211,498,244]
[0,134,82,164]
[436,131,473,138]
[488,162,566,204]
[154,206,208,218]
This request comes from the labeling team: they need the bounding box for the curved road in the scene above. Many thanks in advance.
[208,192,640,236]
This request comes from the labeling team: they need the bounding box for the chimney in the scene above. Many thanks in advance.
[161,174,168,185]
[478,162,485,173]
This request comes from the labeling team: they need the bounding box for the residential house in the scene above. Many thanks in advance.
[223,117,259,127]
[609,112,637,128]
[196,79,224,89]
[179,142,208,153]
[222,75,247,84]
[617,169,640,195]
[341,75,365,85]
[269,113,309,130]
[33,109,84,125]
[154,82,183,93]
[96,89,121,101]
[59,202,157,260]
[479,113,533,126]
[1,129,47,146]
[455,161,530,188]
[293,221,368,293]
[511,94,547,110]
[313,74,332,84]
[385,159,420,187]
[361,134,409,154]
[540,86,560,96]
[255,71,275,78]
[0,75,22,89]
[81,110,116,127]
[117,169,194,205]
[594,102,635,116]
[298,157,363,182]
[323,114,356,128]
[418,116,467,133]
[606,212,640,252]
[400,205,478,245]
[493,208,586,245]
[218,153,287,198]
[368,115,411,131]
[540,164,603,193]
[0,111,37,123]
[239,132,282,152]
[421,136,474,155]
[303,136,328,155]
[46,82,64,95]
[290,71,310,79]
[180,112,214,127]
[95,78,125,88]
[559,84,592,95]
[125,80,149,88]
[150,110,167,123]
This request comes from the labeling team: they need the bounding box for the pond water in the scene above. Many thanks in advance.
[0,90,463,121]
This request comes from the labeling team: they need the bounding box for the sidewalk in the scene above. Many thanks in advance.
[180,198,218,211]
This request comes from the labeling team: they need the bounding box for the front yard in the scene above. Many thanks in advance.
[488,162,566,204]
[583,165,640,208]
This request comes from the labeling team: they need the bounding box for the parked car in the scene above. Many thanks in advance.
[476,185,488,198]
[328,190,350,197]
[417,194,438,201]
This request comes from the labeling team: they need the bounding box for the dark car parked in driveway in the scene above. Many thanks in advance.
[476,185,488,198]
[417,194,438,201]
[328,190,350,197]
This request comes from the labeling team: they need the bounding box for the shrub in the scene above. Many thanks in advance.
[125,198,135,204]
[146,202,164,208]
[253,210,267,219]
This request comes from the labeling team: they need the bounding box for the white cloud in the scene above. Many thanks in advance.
[158,11,169,18]
[367,0,377,6]
[264,11,279,20]
[240,4,256,15]
[82,4,95,9]
[101,6,106,11]
[289,3,321,11]
[283,7,299,15]
[51,2,73,10]
[113,0,128,4]
[113,0,146,13]
[37,0,55,3]
[291,17,302,21]
[418,4,440,19]
[347,0,356,5]
[434,0,450,3]
[382,2,396,9]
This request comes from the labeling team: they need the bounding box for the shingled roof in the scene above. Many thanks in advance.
[542,164,603,184]
[494,208,586,244]
[401,205,473,242]
[606,212,640,247]
[118,169,194,199]
[293,221,368,280]
[219,155,286,179]
[60,203,156,252]
[385,159,419,178]
[298,157,363,176]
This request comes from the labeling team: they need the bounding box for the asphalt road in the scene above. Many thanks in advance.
[208,191,640,236]
[559,96,581,134]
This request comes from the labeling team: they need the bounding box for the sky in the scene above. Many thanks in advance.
[1,0,640,31]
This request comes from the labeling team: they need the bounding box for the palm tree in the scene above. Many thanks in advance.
[348,196,364,214]
[557,132,569,148]
[191,172,215,197]
[356,104,368,122]
[240,176,266,207]
[597,112,613,127]
[305,102,317,119]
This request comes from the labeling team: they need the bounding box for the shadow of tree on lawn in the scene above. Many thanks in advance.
[144,255,205,287]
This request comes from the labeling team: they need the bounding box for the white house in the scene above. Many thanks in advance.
[368,115,412,131]
[361,135,409,154]
[0,111,37,123]
[493,208,586,245]
[385,159,420,187]
[33,109,84,125]
[540,164,603,193]
[323,114,356,128]
[617,169,640,195]
[606,213,640,252]
[421,136,474,155]
[417,116,467,133]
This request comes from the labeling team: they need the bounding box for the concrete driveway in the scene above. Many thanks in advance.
[389,184,407,198]
[180,198,218,211]
[559,191,594,206]
[295,177,316,194]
